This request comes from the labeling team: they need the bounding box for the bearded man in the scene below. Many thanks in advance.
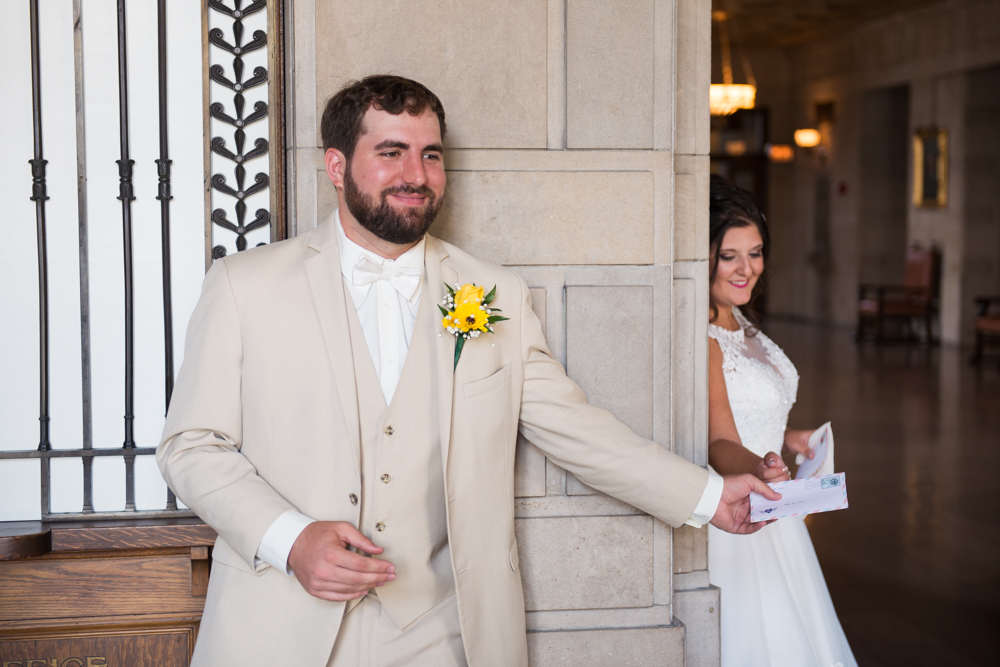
[157,74,778,667]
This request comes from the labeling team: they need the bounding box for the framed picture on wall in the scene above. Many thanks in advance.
[913,127,948,208]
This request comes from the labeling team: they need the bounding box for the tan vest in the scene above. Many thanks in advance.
[342,277,455,629]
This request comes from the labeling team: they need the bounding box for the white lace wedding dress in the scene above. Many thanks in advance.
[708,308,857,667]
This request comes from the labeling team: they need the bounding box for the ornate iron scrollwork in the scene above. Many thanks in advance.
[208,0,270,254]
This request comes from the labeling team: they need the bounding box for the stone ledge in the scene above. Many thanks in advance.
[514,494,644,519]
[527,623,685,666]
[526,604,674,632]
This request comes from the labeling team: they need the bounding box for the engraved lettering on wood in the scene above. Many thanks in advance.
[1,659,103,667]
[0,633,188,667]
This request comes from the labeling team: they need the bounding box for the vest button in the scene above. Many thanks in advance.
[384,425,394,436]
[349,493,358,506]
[375,522,386,532]
[381,473,391,484]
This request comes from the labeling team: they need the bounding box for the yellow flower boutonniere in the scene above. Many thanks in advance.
[440,283,509,368]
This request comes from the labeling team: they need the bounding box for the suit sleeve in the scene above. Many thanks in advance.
[514,276,709,528]
[157,259,297,569]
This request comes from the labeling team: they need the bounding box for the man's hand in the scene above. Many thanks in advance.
[287,521,396,601]
[751,451,790,483]
[710,474,782,535]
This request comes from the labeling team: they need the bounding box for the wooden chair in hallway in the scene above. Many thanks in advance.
[971,296,1000,363]
[856,246,940,343]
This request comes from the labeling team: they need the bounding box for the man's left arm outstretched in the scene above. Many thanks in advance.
[512,275,777,533]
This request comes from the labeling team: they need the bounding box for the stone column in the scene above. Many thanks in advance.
[283,1,715,664]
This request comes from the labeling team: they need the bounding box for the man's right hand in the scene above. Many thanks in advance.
[287,521,396,601]
[710,473,782,535]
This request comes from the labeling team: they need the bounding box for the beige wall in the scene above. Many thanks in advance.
[284,0,716,664]
[753,0,1000,344]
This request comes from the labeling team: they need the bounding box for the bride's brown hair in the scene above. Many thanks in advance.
[708,175,770,336]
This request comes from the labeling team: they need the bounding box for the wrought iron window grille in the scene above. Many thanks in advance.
[3,0,284,523]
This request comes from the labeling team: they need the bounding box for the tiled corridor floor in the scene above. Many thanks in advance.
[765,319,1000,667]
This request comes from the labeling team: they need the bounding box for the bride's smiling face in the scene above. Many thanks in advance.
[710,224,765,309]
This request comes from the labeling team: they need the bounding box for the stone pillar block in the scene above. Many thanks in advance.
[567,0,655,148]
[674,156,711,262]
[675,0,711,156]
[528,624,685,666]
[674,586,720,667]
[516,515,654,611]
[436,170,655,265]
[315,0,548,149]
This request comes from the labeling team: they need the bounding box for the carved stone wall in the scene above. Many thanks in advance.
[284,1,715,664]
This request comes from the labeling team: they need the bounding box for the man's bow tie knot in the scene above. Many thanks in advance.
[352,256,422,301]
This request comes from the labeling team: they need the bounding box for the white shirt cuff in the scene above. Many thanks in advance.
[684,472,724,528]
[254,510,316,575]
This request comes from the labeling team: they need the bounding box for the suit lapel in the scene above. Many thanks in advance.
[424,236,457,471]
[304,217,361,477]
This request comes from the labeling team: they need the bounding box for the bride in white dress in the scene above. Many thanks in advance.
[706,176,857,667]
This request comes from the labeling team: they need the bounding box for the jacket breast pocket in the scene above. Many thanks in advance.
[462,364,511,399]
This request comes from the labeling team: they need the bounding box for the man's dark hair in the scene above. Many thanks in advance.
[708,174,771,334]
[320,75,447,161]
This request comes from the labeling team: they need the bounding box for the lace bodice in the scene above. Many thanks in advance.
[709,308,799,458]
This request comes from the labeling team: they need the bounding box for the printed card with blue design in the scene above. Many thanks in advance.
[750,473,849,522]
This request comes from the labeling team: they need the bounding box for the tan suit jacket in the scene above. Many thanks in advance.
[157,217,710,666]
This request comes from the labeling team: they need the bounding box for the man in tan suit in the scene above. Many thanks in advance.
[158,75,778,667]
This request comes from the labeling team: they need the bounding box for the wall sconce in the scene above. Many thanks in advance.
[794,129,822,148]
[766,144,795,163]
[724,139,748,156]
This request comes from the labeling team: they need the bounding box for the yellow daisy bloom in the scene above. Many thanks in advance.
[451,301,488,332]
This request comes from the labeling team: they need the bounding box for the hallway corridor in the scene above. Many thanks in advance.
[765,320,1000,667]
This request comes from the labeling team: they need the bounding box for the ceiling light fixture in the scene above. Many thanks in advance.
[710,10,756,116]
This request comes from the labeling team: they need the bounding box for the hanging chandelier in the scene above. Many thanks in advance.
[710,11,756,116]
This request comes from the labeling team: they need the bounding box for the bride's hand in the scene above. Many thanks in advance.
[784,428,816,460]
[752,451,790,483]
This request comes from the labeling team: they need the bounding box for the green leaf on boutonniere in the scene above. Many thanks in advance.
[483,285,497,306]
[438,304,450,317]
[453,336,466,370]
[487,315,509,323]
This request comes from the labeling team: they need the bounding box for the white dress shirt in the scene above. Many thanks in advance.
[685,473,724,528]
[336,212,426,404]
[255,210,723,573]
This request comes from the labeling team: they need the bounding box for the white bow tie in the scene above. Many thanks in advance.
[351,256,422,301]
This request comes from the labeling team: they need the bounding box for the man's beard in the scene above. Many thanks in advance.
[343,164,442,245]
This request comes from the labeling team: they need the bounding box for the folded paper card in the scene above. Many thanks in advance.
[795,421,834,479]
[750,472,849,522]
